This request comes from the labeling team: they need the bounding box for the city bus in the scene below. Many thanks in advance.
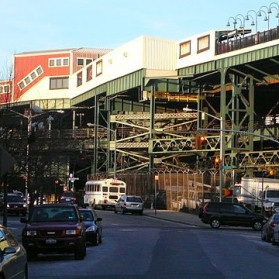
[84,178,126,209]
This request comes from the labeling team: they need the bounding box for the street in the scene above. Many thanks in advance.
[5,210,279,279]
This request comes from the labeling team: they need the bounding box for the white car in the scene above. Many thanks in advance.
[114,195,144,215]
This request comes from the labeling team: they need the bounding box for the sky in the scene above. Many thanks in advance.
[1,0,279,79]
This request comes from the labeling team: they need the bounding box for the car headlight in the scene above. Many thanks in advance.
[23,204,27,208]
[86,225,97,232]
[26,230,37,236]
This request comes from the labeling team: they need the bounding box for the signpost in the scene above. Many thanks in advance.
[68,173,79,190]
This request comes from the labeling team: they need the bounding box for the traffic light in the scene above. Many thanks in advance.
[214,157,220,169]
[222,188,233,197]
[196,135,207,149]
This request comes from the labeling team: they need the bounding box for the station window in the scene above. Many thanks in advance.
[77,72,82,87]
[48,57,69,67]
[179,40,191,58]
[18,66,44,91]
[50,77,69,89]
[96,60,103,76]
[197,34,210,53]
[86,65,92,82]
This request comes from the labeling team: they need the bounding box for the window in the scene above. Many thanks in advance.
[31,72,37,80]
[0,85,10,94]
[49,59,55,67]
[56,59,62,66]
[86,65,92,82]
[48,57,69,67]
[19,82,25,90]
[36,67,43,75]
[50,77,69,89]
[77,58,84,66]
[77,58,93,67]
[63,58,69,66]
[197,34,210,53]
[179,40,191,58]
[18,66,43,90]
[77,72,82,87]
[96,60,102,76]
[86,59,92,65]
[24,77,31,85]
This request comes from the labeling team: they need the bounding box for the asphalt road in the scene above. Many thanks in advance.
[5,210,279,279]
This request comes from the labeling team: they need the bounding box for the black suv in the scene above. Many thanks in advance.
[199,202,266,230]
[21,203,86,260]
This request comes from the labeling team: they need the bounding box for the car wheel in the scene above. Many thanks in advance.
[75,241,86,260]
[210,218,220,229]
[252,221,263,231]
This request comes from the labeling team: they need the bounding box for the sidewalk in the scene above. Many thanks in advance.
[143,209,208,227]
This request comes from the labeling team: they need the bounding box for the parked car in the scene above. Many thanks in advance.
[58,191,78,204]
[114,195,144,215]
[21,203,86,261]
[261,213,279,242]
[271,222,279,245]
[79,208,102,245]
[0,224,28,278]
[0,193,27,216]
[199,202,266,230]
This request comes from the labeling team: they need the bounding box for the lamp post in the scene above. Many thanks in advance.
[87,123,117,178]
[245,10,258,32]
[183,107,224,202]
[268,2,279,27]
[258,6,270,30]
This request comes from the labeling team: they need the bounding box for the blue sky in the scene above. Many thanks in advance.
[1,0,278,78]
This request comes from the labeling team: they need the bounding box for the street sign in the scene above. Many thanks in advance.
[69,177,79,182]
[223,166,233,170]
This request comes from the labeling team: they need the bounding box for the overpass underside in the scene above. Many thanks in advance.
[73,38,279,181]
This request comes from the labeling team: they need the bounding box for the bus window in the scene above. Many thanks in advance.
[110,187,118,193]
[120,188,125,193]
[103,186,108,192]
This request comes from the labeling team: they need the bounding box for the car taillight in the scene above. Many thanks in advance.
[123,202,127,206]
[203,203,209,212]
[73,197,77,202]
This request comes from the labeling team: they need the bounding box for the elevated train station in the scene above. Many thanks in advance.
[1,11,279,208]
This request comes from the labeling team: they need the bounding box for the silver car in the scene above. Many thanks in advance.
[114,195,144,215]
[0,225,28,278]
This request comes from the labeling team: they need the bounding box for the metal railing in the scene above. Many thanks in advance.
[216,27,279,55]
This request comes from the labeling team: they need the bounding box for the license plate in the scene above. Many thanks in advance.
[66,198,70,201]
[131,204,138,207]
[46,239,57,244]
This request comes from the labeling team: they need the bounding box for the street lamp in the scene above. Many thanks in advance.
[258,6,270,30]
[245,10,258,32]
[87,123,117,178]
[183,107,224,202]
